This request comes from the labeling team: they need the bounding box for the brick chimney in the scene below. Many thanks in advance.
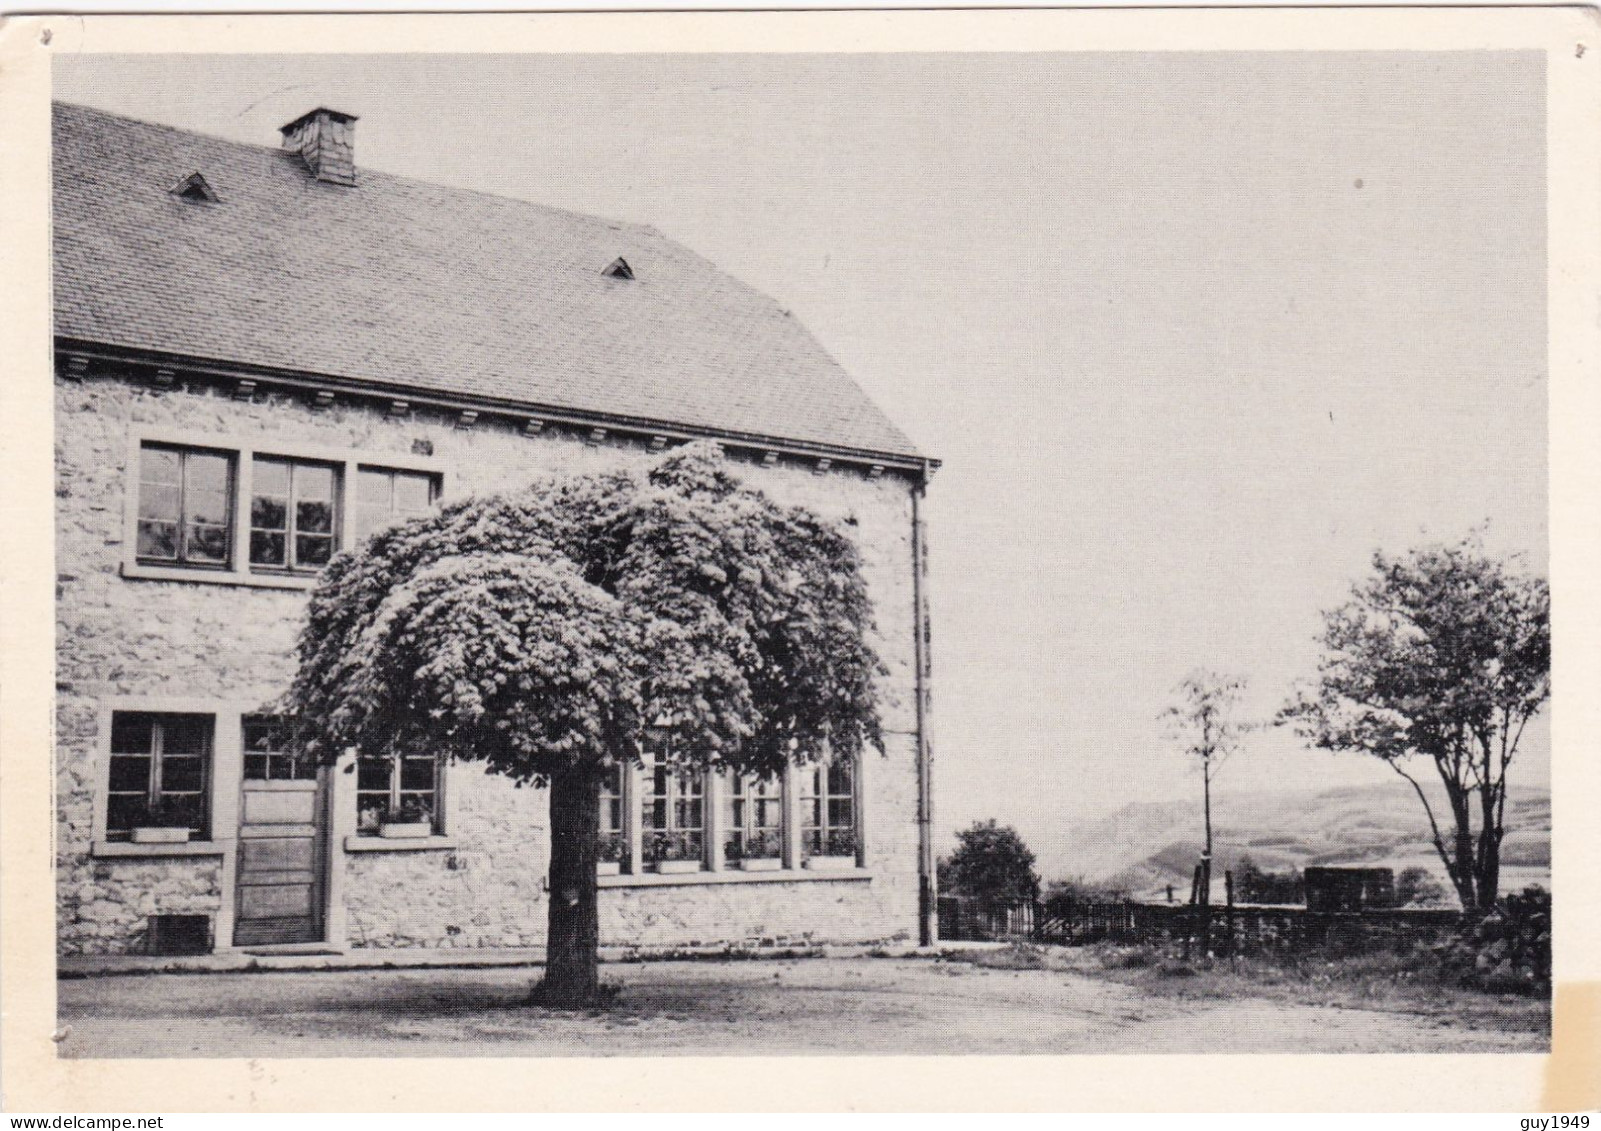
[279,108,358,187]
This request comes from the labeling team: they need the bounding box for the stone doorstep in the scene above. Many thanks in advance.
[57,942,939,979]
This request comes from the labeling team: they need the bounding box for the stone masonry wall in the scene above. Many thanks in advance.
[56,366,924,953]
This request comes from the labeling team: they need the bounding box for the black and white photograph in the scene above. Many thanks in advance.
[4,6,1599,1115]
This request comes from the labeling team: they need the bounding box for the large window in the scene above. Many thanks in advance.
[640,749,704,871]
[249,457,339,573]
[800,758,857,860]
[355,467,438,542]
[724,774,783,863]
[356,751,442,834]
[105,712,212,840]
[136,445,233,568]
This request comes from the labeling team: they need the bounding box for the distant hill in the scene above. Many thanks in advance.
[1055,781,1550,902]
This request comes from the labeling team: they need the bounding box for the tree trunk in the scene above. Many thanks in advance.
[536,769,602,1008]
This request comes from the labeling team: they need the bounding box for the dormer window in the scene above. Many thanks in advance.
[602,257,634,281]
[169,173,218,203]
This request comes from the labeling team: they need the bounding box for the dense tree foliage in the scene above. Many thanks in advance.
[287,443,884,1004]
[941,819,1040,907]
[1280,537,1549,913]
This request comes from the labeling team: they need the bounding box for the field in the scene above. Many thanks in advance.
[55,946,1548,1058]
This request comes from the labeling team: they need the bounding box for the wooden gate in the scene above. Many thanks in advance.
[233,774,327,946]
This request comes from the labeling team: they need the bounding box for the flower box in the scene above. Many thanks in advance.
[595,860,622,876]
[378,821,432,840]
[803,855,857,872]
[656,859,703,875]
[131,826,191,845]
[737,857,783,872]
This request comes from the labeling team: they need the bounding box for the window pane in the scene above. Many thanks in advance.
[186,522,228,563]
[140,446,182,486]
[296,499,333,535]
[185,451,230,495]
[252,457,290,498]
[357,469,392,509]
[160,755,205,793]
[243,753,269,780]
[356,756,391,792]
[162,793,205,833]
[357,794,387,832]
[295,533,333,567]
[393,473,433,514]
[138,483,181,522]
[137,520,179,561]
[250,531,286,567]
[108,754,151,792]
[297,464,334,501]
[251,496,288,532]
[161,716,210,756]
[106,793,145,834]
[399,756,436,791]
[110,714,155,755]
[828,761,853,794]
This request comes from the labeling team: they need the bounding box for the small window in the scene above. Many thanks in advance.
[106,713,213,840]
[249,456,339,573]
[602,257,634,280]
[724,774,783,863]
[641,747,704,871]
[242,716,317,781]
[136,444,234,568]
[356,751,442,835]
[169,172,218,203]
[599,763,626,867]
[355,467,439,542]
[800,757,856,860]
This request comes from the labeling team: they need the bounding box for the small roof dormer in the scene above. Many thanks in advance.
[602,257,634,281]
[169,172,218,203]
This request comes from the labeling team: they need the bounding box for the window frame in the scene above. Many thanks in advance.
[122,427,443,590]
[134,442,237,570]
[103,710,215,842]
[247,455,342,576]
[354,750,446,836]
[800,754,861,862]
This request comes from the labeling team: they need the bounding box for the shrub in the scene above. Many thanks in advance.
[1434,885,1551,995]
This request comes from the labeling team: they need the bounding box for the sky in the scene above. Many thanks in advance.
[56,51,1549,877]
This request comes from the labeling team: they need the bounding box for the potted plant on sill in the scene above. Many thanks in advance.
[729,829,783,871]
[378,797,433,839]
[802,829,858,871]
[596,831,625,876]
[649,832,704,874]
[129,798,192,845]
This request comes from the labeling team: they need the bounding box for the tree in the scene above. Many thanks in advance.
[1279,536,1549,913]
[942,820,1040,907]
[286,442,884,1006]
[1160,670,1250,900]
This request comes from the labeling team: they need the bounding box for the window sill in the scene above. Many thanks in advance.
[598,868,872,889]
[121,562,319,591]
[91,840,225,858]
[343,835,457,853]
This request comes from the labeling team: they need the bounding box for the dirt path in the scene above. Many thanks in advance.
[55,957,1541,1058]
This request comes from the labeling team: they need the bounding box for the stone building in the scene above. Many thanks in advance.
[53,102,937,956]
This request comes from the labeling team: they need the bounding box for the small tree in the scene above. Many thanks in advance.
[1280,536,1549,913]
[942,819,1040,907]
[287,443,884,1006]
[1161,670,1250,900]
[1396,866,1449,907]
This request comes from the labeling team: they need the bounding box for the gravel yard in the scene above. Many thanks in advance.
[55,951,1548,1058]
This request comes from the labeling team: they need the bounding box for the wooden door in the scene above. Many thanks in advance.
[234,774,327,946]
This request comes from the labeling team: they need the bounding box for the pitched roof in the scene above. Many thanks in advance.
[52,102,926,463]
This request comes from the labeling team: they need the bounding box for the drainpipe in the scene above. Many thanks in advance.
[911,468,936,947]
